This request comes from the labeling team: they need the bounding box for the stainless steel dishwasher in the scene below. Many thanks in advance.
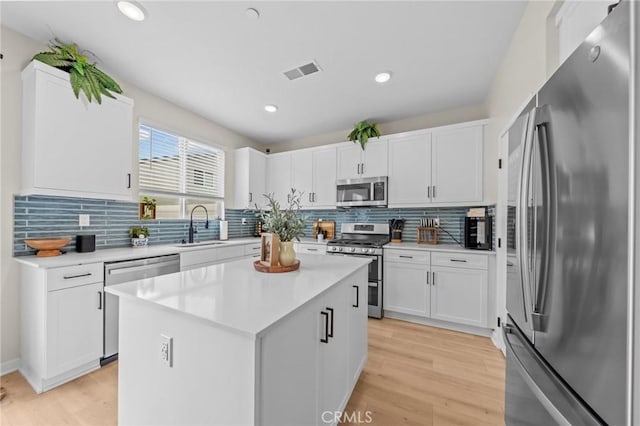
[102,254,180,364]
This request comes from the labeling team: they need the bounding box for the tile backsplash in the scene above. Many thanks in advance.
[13,195,494,256]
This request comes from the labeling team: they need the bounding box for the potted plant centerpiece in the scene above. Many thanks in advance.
[129,226,150,247]
[256,189,307,266]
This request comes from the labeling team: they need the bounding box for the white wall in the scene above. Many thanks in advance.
[0,26,260,370]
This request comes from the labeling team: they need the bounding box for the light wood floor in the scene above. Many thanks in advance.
[0,318,505,426]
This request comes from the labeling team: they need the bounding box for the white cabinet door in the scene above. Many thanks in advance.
[336,144,362,180]
[347,271,368,386]
[266,154,292,207]
[432,125,483,203]
[312,147,337,208]
[388,133,432,206]
[23,61,134,200]
[384,261,430,317]
[361,138,388,178]
[46,282,103,378]
[260,296,320,426]
[318,282,349,425]
[430,266,488,327]
[292,150,314,205]
[234,148,266,208]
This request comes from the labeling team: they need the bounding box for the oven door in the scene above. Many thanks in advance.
[330,253,383,318]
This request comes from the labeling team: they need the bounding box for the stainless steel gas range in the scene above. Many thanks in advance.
[326,223,389,318]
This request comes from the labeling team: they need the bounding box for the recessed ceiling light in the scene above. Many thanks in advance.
[375,72,392,83]
[117,1,146,22]
[246,8,260,20]
[264,105,278,113]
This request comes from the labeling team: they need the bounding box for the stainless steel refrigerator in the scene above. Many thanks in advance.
[504,2,634,425]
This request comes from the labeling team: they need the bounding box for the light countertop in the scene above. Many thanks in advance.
[14,237,261,269]
[105,254,370,336]
[384,242,496,255]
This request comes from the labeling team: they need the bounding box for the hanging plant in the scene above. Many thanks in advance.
[348,120,381,150]
[33,39,123,104]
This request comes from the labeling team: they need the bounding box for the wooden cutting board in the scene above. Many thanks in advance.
[312,221,335,240]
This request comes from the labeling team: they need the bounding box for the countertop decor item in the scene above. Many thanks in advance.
[256,189,307,268]
[348,120,381,150]
[259,233,280,267]
[312,220,335,240]
[24,237,72,257]
[129,226,150,247]
[139,196,156,220]
[32,39,123,104]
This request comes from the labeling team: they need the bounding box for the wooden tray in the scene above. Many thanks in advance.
[254,259,300,273]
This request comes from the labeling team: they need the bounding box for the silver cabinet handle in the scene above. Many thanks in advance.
[307,248,319,252]
[63,272,92,280]
[450,259,467,263]
[432,185,436,198]
[98,291,102,310]
[361,163,365,175]
[313,192,316,202]
[399,255,413,259]
[432,272,436,285]
[309,193,313,202]
[427,272,430,285]
[427,185,431,199]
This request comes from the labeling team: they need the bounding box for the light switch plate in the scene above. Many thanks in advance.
[79,214,90,227]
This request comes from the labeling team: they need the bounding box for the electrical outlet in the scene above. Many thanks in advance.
[241,218,247,225]
[79,214,90,227]
[434,217,440,227]
[160,335,173,367]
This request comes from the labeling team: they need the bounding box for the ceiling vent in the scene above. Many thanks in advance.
[283,61,321,81]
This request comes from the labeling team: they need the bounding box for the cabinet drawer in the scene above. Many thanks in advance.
[244,243,262,256]
[180,248,217,269]
[297,244,325,255]
[47,262,104,291]
[384,249,429,264]
[431,252,488,270]
[217,245,245,261]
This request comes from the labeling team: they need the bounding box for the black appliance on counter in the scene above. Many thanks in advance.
[464,216,492,250]
[76,234,96,252]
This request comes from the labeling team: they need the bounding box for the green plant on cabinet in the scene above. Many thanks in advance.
[348,120,381,150]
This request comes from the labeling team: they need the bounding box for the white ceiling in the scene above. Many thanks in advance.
[1,1,526,144]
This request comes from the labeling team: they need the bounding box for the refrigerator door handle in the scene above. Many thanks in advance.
[531,105,554,332]
[517,108,536,326]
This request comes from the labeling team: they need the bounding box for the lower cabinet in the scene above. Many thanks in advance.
[20,262,104,393]
[294,242,327,255]
[384,248,491,329]
[260,268,367,426]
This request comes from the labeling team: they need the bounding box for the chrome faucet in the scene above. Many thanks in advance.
[188,205,209,243]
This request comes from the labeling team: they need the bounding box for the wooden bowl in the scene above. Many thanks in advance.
[25,238,72,257]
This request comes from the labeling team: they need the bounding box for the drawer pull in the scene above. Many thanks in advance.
[63,272,92,280]
[450,259,467,263]
[307,248,319,252]
[251,247,260,250]
[399,255,413,259]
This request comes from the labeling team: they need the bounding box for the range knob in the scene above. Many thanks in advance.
[349,247,356,253]
[338,247,343,252]
[361,248,367,253]
[369,248,375,254]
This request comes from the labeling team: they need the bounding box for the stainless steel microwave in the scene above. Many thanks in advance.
[336,176,387,207]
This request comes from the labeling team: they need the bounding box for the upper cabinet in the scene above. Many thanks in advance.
[291,146,337,209]
[21,61,134,201]
[266,153,293,207]
[336,138,388,180]
[388,122,484,207]
[234,147,267,209]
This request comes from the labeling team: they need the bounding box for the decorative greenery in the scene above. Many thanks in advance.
[129,226,150,238]
[141,196,157,220]
[348,120,381,150]
[255,189,307,242]
[33,39,123,104]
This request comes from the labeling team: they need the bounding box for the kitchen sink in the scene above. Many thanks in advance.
[173,241,226,248]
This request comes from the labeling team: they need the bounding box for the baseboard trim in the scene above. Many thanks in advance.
[1,358,21,376]
[383,311,493,337]
[491,328,506,356]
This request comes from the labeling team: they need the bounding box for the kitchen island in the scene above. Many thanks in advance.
[106,254,370,426]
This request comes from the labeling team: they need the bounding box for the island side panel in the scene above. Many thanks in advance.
[117,298,256,426]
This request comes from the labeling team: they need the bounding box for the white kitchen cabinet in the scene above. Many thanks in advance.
[243,241,262,260]
[348,277,368,386]
[180,244,248,270]
[294,242,327,255]
[292,147,337,209]
[336,139,388,180]
[20,262,104,393]
[384,260,431,317]
[388,122,485,207]
[21,60,134,201]
[384,247,491,330]
[388,133,432,205]
[234,147,267,209]
[266,153,293,207]
[431,125,484,203]
[431,266,488,328]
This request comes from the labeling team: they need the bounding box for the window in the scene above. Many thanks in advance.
[138,124,225,219]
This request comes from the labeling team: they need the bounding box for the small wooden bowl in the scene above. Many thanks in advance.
[25,238,72,257]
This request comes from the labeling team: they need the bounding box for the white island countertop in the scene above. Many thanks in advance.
[106,254,370,337]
